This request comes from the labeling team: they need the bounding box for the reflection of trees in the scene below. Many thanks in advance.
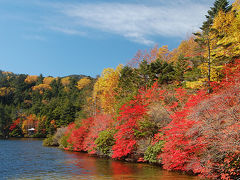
[64,152,97,175]
[111,160,133,176]
[63,151,199,179]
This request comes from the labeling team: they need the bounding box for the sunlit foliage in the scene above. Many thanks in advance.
[93,65,122,114]
[76,78,91,90]
[61,77,70,86]
[24,75,38,84]
[32,84,52,94]
[43,77,55,85]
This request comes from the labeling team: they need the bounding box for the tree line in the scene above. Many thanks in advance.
[1,0,240,179]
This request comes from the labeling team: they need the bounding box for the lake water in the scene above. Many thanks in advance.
[0,138,199,180]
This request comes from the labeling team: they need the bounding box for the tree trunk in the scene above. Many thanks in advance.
[207,38,212,93]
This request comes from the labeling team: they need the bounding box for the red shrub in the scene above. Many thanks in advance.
[64,114,113,153]
[161,59,240,178]
[112,97,148,159]
[161,91,207,173]
[83,114,113,154]
[65,118,93,151]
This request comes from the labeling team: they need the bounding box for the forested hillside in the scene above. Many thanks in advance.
[0,72,94,138]
[1,0,240,179]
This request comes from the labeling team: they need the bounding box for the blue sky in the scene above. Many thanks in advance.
[0,0,234,77]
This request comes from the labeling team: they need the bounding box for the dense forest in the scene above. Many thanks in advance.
[0,72,95,138]
[1,0,240,179]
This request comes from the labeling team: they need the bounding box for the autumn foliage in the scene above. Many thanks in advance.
[59,58,240,180]
[63,114,114,153]
[161,59,240,179]
[9,114,48,137]
[24,75,38,84]
[112,96,148,159]
[5,1,240,179]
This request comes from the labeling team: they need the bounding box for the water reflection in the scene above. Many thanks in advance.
[0,139,199,180]
[64,151,199,180]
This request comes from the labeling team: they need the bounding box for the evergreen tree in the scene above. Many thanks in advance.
[36,74,44,85]
[137,60,151,87]
[118,66,138,97]
[0,104,11,138]
[201,0,232,32]
[174,55,189,82]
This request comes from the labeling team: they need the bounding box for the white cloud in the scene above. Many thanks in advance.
[18,0,211,45]
[23,34,46,41]
[1,0,232,45]
[54,1,208,45]
[49,26,86,36]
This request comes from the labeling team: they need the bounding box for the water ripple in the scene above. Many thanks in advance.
[0,139,199,180]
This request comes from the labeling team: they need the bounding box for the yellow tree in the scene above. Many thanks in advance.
[193,0,232,92]
[93,65,123,114]
[157,45,171,62]
[169,36,201,62]
[194,30,217,92]
[76,78,91,90]
[211,4,240,59]
[32,84,52,94]
[43,77,55,85]
[25,75,38,84]
[185,34,223,89]
[61,77,70,86]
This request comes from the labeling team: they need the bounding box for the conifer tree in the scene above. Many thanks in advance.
[201,0,232,32]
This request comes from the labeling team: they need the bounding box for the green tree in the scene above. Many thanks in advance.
[59,100,76,126]
[149,59,175,84]
[174,55,189,82]
[36,74,44,85]
[0,104,11,138]
[118,66,139,97]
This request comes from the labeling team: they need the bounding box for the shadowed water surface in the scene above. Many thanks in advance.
[0,138,199,180]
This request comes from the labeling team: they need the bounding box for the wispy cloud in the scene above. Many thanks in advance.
[22,34,46,41]
[53,1,208,45]
[49,26,86,36]
[2,0,212,45]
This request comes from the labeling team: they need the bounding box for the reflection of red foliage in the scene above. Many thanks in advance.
[111,160,133,175]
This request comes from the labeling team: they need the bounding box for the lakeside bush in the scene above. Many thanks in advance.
[144,139,164,164]
[43,135,54,146]
[43,127,67,146]
[95,129,116,156]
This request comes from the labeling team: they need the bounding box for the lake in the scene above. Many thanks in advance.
[0,138,199,180]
